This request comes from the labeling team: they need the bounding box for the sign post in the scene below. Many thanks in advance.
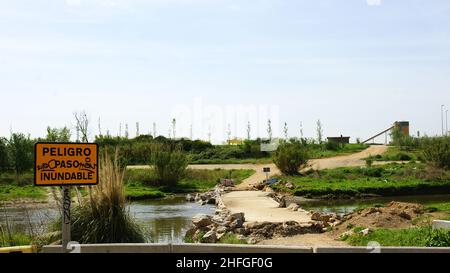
[34,142,98,253]
[263,167,271,182]
[62,186,71,253]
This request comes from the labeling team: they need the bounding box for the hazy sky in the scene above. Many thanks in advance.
[1,0,449,143]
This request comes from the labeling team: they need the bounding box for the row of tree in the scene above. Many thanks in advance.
[0,127,71,175]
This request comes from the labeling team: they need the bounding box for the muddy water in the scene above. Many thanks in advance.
[0,196,214,243]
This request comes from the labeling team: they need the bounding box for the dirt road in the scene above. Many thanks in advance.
[232,145,388,190]
[221,145,389,224]
[220,191,311,223]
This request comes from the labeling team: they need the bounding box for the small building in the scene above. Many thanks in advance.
[327,135,350,144]
[227,138,244,145]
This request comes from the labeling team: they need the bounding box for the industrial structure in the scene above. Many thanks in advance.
[363,121,410,144]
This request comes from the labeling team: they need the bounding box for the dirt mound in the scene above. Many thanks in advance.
[334,202,425,234]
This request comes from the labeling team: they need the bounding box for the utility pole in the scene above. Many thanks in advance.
[442,105,445,136]
[446,109,448,136]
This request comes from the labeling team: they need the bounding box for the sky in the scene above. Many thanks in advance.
[0,0,449,143]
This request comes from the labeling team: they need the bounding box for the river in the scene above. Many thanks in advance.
[2,194,449,243]
[0,196,215,243]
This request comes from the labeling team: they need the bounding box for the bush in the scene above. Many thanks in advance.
[365,157,373,168]
[151,143,189,186]
[420,136,450,169]
[325,141,341,151]
[397,152,412,161]
[426,228,450,247]
[65,150,146,244]
[273,142,309,175]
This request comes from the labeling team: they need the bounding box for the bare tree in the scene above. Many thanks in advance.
[299,122,304,139]
[316,119,323,144]
[74,111,89,142]
[125,123,129,139]
[284,122,289,140]
[267,119,273,142]
[98,117,102,137]
[172,118,176,139]
[227,123,232,142]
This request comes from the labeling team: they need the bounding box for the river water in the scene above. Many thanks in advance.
[0,196,215,243]
[2,194,449,243]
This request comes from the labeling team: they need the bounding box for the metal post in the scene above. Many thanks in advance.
[446,109,448,136]
[442,105,445,136]
[62,186,71,253]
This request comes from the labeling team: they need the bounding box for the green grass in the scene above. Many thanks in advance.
[274,163,450,198]
[309,143,369,159]
[368,146,420,162]
[0,185,47,201]
[344,226,450,247]
[0,172,46,201]
[424,202,450,213]
[124,168,255,200]
[218,233,248,245]
[190,158,272,164]
[0,230,33,247]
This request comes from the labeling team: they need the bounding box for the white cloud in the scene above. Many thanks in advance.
[366,0,382,6]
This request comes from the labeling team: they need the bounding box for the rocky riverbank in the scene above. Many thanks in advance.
[184,187,346,244]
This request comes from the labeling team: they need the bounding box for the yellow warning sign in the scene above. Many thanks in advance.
[34,143,98,186]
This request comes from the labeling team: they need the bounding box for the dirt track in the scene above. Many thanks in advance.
[221,145,389,225]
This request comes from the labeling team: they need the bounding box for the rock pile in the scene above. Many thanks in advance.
[186,185,233,206]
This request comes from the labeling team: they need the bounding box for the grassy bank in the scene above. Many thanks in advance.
[309,143,368,159]
[368,146,420,162]
[0,172,46,201]
[344,226,450,247]
[124,168,255,200]
[273,163,450,198]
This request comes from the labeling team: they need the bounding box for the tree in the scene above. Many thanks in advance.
[267,119,273,142]
[273,141,309,175]
[125,123,129,139]
[316,120,323,144]
[283,122,289,140]
[153,122,157,138]
[46,126,71,142]
[151,143,188,186]
[227,124,232,142]
[171,119,176,139]
[9,133,34,178]
[74,111,89,142]
[299,122,304,138]
[0,137,9,171]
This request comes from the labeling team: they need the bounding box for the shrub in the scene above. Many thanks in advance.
[151,143,188,186]
[325,141,341,151]
[66,150,146,244]
[420,136,450,169]
[426,228,450,247]
[397,152,412,161]
[273,142,309,175]
[365,157,373,168]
